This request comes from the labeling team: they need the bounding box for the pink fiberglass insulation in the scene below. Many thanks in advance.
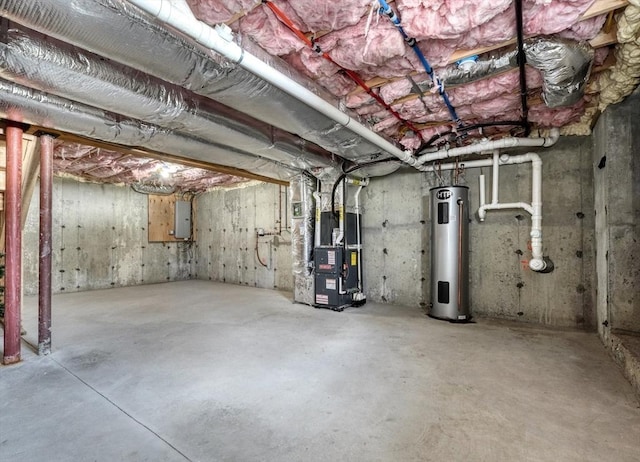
[397,0,514,41]
[185,0,259,24]
[238,6,305,56]
[285,0,372,32]
[558,14,607,41]
[183,0,604,146]
[316,16,408,71]
[529,97,588,126]
[523,0,597,36]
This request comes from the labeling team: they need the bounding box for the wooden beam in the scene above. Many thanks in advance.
[589,26,618,48]
[21,125,289,186]
[581,0,628,20]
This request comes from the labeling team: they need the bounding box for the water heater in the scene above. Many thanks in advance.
[430,186,471,321]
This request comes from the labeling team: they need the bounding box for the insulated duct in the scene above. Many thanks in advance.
[290,174,316,305]
[0,79,298,182]
[410,38,594,108]
[0,27,336,171]
[0,0,395,161]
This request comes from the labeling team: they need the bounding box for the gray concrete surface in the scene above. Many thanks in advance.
[361,136,595,328]
[593,88,640,337]
[194,182,292,291]
[2,281,639,462]
[22,178,194,296]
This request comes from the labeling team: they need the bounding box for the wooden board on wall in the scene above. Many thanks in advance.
[148,194,195,243]
[148,194,177,242]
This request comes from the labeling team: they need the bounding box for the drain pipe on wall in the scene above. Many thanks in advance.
[423,152,552,273]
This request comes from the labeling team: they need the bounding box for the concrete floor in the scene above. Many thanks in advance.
[1,281,639,462]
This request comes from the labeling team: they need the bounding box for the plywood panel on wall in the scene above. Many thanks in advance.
[148,194,176,242]
[148,194,195,242]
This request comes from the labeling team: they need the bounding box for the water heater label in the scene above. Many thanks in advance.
[316,294,329,305]
[436,190,452,200]
[325,279,336,290]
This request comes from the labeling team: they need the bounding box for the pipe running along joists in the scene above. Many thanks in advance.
[423,152,550,272]
[125,0,417,167]
[126,0,563,174]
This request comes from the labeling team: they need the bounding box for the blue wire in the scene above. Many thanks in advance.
[377,0,461,126]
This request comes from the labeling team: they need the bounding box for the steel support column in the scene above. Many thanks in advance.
[3,122,23,365]
[38,134,53,355]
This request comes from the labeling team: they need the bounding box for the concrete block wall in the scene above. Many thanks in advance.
[194,182,293,291]
[23,177,194,295]
[593,89,640,338]
[361,137,595,328]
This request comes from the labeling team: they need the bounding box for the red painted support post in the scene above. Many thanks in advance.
[38,134,53,355]
[3,122,23,365]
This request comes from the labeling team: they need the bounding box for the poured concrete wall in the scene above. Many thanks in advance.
[362,137,595,328]
[593,89,640,337]
[22,177,194,295]
[194,182,293,291]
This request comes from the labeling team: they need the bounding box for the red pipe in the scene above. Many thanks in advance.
[38,134,53,355]
[3,122,23,365]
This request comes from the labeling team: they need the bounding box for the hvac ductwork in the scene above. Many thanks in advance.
[410,38,594,108]
[0,0,396,162]
[0,27,336,171]
[0,79,299,182]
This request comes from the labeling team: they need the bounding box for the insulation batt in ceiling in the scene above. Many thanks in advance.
[184,0,618,147]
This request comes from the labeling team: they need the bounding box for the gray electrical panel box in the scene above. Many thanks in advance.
[174,200,191,239]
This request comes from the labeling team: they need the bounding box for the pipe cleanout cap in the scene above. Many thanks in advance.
[529,258,547,272]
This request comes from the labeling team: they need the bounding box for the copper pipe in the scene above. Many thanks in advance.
[38,134,53,355]
[3,122,23,365]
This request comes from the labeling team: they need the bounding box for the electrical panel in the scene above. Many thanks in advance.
[174,200,192,239]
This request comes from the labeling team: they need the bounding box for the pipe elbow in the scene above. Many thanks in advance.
[543,128,560,147]
[478,207,487,221]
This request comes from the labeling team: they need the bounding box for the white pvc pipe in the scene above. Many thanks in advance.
[424,152,547,271]
[491,150,499,205]
[479,202,534,216]
[126,0,417,165]
[346,178,369,295]
[415,128,559,165]
[312,190,322,248]
[478,173,486,209]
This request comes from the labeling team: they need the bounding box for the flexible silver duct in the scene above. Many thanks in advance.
[0,0,391,161]
[0,27,336,171]
[0,79,299,182]
[409,38,594,108]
